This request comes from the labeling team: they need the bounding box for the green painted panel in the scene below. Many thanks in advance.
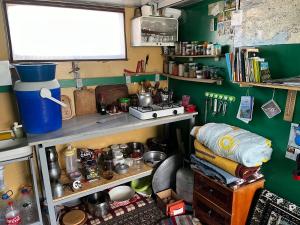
[0,85,12,93]
[174,0,300,205]
[1,74,167,91]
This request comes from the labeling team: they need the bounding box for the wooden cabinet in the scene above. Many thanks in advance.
[193,171,264,225]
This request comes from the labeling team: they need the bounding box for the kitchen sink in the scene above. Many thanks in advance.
[0,138,32,162]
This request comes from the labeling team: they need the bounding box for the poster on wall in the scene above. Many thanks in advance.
[285,123,300,161]
[234,0,300,47]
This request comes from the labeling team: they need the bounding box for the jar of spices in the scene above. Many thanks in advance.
[206,44,212,55]
[172,64,178,76]
[185,44,192,56]
[178,64,184,77]
[119,144,129,158]
[64,145,78,175]
[102,152,114,180]
[203,42,208,55]
[181,42,188,56]
[163,60,169,74]
[203,66,209,79]
[168,61,175,74]
[119,98,130,112]
[188,63,196,78]
[175,42,181,55]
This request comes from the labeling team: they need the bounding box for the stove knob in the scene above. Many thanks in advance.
[152,113,157,118]
[173,110,178,115]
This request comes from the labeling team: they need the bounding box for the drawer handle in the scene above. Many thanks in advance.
[208,209,212,217]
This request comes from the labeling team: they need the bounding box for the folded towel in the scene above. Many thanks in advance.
[191,154,240,184]
[194,140,260,179]
[191,123,273,167]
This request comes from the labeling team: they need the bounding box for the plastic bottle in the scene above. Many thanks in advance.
[1,190,13,224]
[64,145,78,175]
[19,187,36,224]
[5,201,21,225]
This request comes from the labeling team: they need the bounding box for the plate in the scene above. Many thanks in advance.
[109,186,135,202]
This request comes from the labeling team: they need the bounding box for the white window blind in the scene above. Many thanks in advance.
[5,3,126,61]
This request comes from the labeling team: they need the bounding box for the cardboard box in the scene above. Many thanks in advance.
[156,189,185,216]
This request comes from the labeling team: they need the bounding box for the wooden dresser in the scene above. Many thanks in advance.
[193,171,265,225]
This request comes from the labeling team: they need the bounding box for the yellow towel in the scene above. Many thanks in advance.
[194,140,238,176]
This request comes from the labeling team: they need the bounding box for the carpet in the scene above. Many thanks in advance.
[248,189,300,225]
[60,194,166,225]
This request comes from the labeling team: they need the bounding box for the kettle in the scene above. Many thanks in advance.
[137,92,153,107]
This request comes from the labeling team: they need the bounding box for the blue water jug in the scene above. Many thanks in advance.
[14,80,62,134]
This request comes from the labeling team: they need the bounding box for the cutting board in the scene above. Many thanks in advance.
[61,95,73,120]
[95,84,129,112]
[74,87,97,116]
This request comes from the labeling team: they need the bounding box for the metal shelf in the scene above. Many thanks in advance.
[28,112,198,147]
[53,164,153,206]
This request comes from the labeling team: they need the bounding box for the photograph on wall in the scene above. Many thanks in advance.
[285,123,300,161]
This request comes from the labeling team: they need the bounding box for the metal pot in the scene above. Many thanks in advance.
[85,191,110,217]
[51,181,64,198]
[137,92,152,107]
[143,151,167,167]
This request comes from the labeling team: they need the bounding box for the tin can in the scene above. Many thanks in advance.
[186,44,192,56]
[169,61,175,75]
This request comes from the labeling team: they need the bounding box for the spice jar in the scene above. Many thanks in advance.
[186,44,192,56]
[119,144,129,158]
[119,98,130,112]
[64,145,78,176]
[168,61,175,74]
[102,152,114,180]
[163,60,169,74]
[178,64,184,77]
[172,64,178,76]
[181,42,188,56]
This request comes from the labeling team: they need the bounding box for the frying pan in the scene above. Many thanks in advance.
[152,154,183,193]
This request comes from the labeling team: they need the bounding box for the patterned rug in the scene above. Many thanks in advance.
[248,189,300,225]
[60,194,166,225]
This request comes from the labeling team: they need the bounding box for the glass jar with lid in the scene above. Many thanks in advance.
[64,145,78,175]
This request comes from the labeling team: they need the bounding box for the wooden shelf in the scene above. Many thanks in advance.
[162,73,221,84]
[53,164,153,206]
[124,72,159,76]
[237,82,300,91]
[164,55,223,58]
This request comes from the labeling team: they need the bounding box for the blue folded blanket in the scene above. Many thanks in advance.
[191,154,241,185]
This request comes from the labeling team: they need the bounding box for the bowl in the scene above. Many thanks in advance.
[143,151,167,167]
[109,186,135,202]
[115,163,129,174]
[14,63,56,82]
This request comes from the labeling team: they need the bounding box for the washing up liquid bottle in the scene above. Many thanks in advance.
[5,201,21,225]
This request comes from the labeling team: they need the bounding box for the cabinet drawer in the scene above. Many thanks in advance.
[193,192,231,225]
[194,172,233,212]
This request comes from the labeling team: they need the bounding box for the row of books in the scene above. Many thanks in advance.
[225,47,271,82]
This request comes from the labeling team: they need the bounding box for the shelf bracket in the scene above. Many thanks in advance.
[284,90,297,122]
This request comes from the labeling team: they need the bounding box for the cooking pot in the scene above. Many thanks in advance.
[143,151,167,167]
[84,191,110,217]
[137,92,152,107]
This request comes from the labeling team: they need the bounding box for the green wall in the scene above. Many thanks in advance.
[171,0,300,205]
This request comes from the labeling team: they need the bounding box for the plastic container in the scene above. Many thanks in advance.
[14,79,62,134]
[14,63,56,82]
[64,145,78,175]
[19,187,37,224]
[5,201,21,225]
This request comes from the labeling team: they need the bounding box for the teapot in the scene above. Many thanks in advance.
[137,92,153,107]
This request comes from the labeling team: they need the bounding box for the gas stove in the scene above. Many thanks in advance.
[129,103,184,120]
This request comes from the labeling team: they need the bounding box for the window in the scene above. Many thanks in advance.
[4,1,127,61]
